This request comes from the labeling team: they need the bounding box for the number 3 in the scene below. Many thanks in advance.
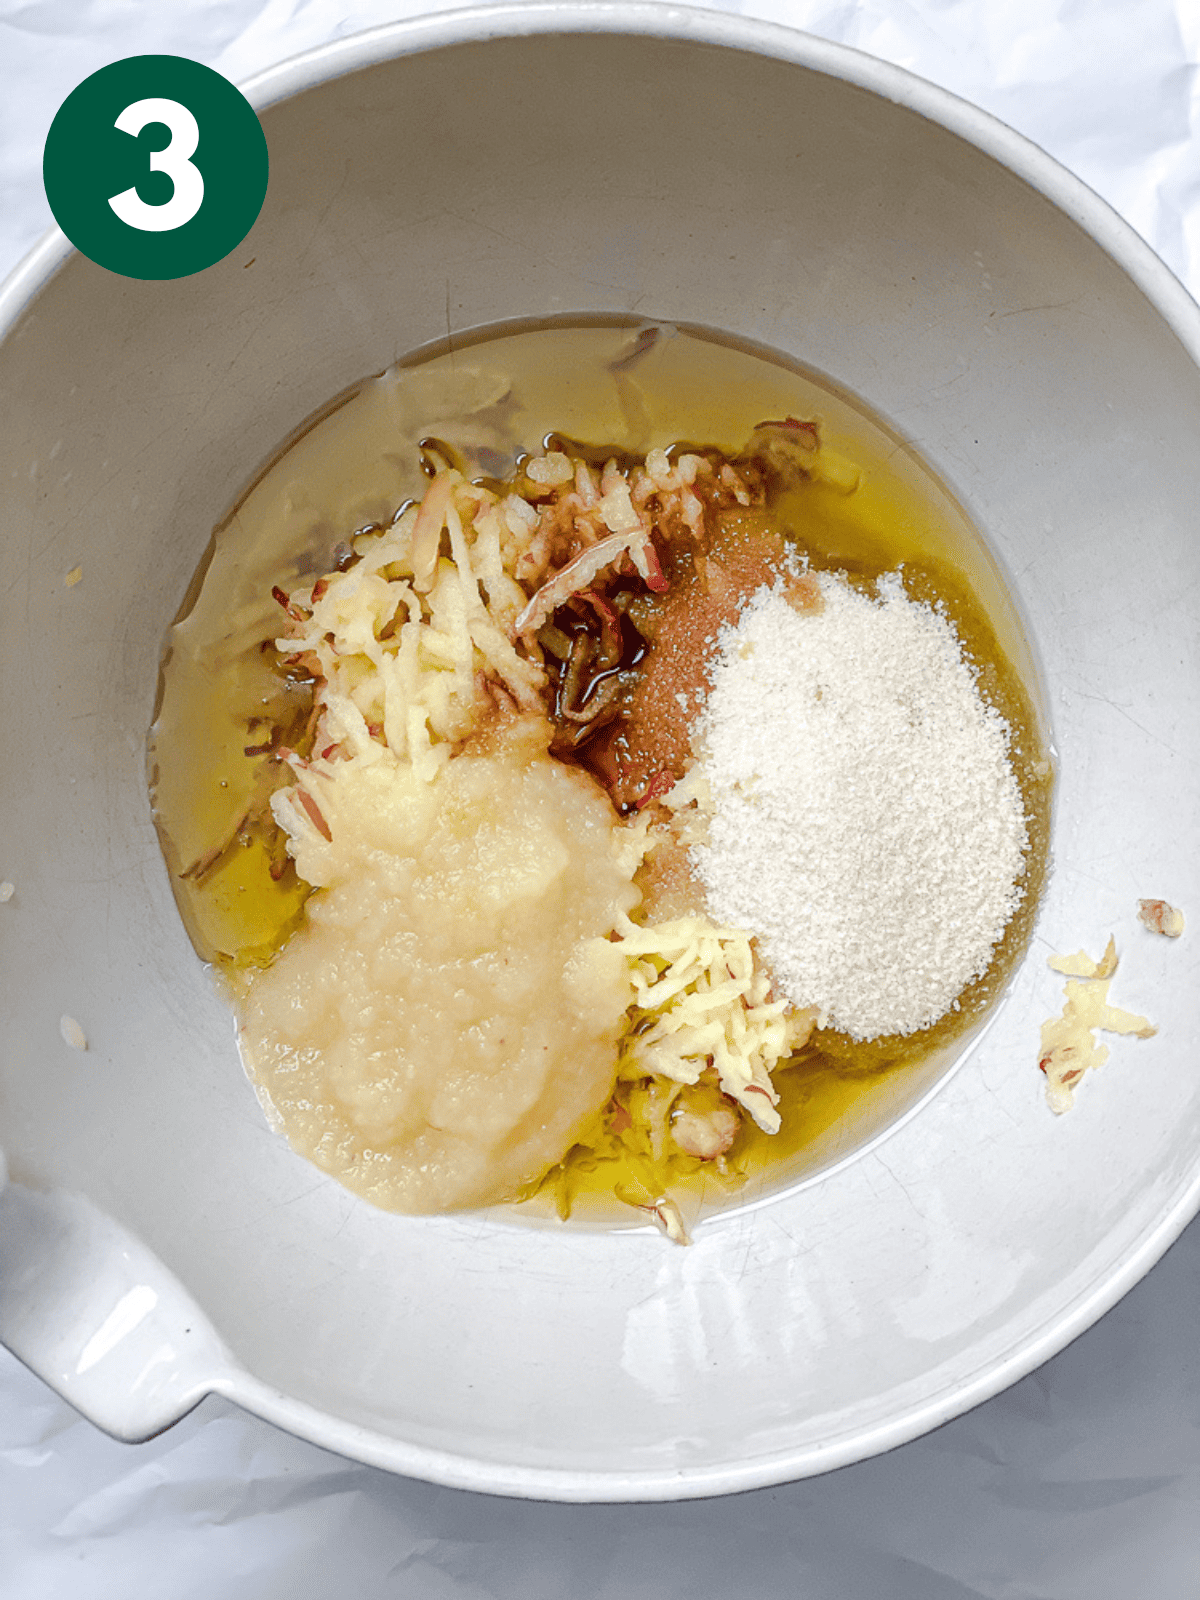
[108,98,204,232]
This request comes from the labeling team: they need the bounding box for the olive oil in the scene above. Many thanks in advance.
[150,317,1051,1209]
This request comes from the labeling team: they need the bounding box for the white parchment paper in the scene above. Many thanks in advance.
[2,2,1198,1595]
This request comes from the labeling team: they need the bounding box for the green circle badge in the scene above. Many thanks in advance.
[44,55,268,280]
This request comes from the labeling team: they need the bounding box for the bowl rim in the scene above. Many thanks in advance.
[7,0,1200,373]
[4,1,1200,1501]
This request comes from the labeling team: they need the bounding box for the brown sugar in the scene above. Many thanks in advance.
[589,509,797,809]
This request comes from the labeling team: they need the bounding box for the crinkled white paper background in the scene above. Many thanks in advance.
[2,2,1198,1595]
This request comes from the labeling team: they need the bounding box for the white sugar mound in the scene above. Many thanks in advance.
[692,572,1028,1040]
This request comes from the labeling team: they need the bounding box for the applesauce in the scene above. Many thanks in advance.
[238,718,641,1211]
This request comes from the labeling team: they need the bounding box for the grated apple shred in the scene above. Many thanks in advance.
[1040,937,1156,1113]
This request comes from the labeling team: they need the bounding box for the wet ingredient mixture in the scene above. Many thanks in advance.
[150,321,1051,1235]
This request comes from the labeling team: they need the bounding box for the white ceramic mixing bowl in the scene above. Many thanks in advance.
[1,4,1197,1501]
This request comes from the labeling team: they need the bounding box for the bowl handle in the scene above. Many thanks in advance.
[0,1178,230,1441]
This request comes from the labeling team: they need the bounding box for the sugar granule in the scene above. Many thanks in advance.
[691,572,1028,1039]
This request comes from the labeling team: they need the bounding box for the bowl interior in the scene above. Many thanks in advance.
[2,19,1198,1494]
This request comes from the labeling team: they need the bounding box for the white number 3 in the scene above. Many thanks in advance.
[108,98,204,232]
